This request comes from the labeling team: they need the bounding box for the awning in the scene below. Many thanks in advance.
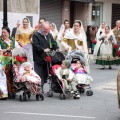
[70,0,95,3]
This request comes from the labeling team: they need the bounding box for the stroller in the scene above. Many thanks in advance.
[9,48,44,102]
[66,50,93,96]
[46,51,76,99]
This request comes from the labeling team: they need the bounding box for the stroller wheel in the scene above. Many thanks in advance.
[36,94,40,101]
[86,90,93,96]
[47,92,53,97]
[23,92,27,101]
[39,94,44,101]
[19,95,23,102]
[59,94,66,100]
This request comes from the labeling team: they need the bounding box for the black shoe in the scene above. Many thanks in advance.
[109,66,112,69]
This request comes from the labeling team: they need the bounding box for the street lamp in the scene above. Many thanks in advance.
[3,0,8,27]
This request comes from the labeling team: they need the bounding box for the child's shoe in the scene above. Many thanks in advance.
[71,91,74,94]
[74,91,80,98]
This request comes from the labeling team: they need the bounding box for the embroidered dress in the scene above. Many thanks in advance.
[0,36,16,49]
[96,32,120,65]
[0,36,19,94]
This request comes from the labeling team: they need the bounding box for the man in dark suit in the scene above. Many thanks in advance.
[32,21,58,92]
[11,20,20,38]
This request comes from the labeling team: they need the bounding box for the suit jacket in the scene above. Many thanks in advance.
[11,27,17,38]
[32,31,58,64]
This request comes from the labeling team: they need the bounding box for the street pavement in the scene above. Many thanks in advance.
[0,55,120,120]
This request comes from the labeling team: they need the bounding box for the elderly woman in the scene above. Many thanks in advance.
[61,20,89,73]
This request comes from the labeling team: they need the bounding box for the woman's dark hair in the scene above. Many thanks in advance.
[91,26,96,31]
[87,25,91,30]
[64,20,69,24]
[74,20,81,26]
[2,27,10,35]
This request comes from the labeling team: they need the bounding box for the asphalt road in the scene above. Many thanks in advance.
[0,57,120,120]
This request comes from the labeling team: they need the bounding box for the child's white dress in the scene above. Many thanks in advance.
[72,67,93,85]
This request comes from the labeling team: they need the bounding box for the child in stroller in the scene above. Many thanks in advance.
[46,51,80,99]
[12,61,44,101]
[71,59,93,96]
[10,47,44,101]
[55,60,80,99]
[66,50,93,96]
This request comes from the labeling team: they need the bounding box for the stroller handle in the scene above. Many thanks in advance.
[46,50,56,57]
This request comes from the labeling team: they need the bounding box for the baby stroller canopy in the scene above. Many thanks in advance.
[66,50,85,65]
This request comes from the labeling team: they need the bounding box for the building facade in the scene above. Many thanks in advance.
[0,0,39,33]
[40,0,120,30]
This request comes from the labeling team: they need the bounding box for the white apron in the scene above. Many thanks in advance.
[0,64,8,98]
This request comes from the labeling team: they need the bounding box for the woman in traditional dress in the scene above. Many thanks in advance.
[0,27,20,98]
[0,49,10,99]
[61,20,90,73]
[15,18,34,68]
[93,22,106,59]
[57,20,71,51]
[50,23,58,41]
[96,26,120,69]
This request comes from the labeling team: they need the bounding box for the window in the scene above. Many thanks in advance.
[92,2,103,27]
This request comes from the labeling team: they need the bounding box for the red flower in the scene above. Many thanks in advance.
[15,56,27,63]
[92,40,97,44]
[15,56,23,63]
[117,50,120,57]
[22,57,27,62]
[113,44,119,49]
[46,56,51,62]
